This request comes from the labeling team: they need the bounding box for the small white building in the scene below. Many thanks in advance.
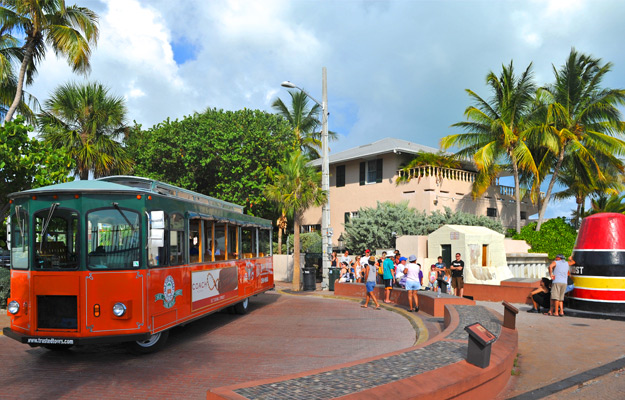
[426,224,512,285]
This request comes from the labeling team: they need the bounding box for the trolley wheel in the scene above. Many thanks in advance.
[43,344,73,351]
[127,330,169,354]
[234,297,249,315]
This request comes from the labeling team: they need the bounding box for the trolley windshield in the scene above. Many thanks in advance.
[87,207,141,270]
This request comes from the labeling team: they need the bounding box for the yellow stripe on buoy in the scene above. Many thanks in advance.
[573,276,625,290]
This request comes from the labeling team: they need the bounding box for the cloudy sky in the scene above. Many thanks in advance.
[26,0,625,219]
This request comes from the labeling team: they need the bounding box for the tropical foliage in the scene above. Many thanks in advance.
[0,0,99,122]
[344,203,504,254]
[0,118,75,232]
[511,218,577,259]
[38,81,131,179]
[265,151,326,290]
[271,89,337,158]
[533,49,625,230]
[441,61,538,234]
[126,107,297,219]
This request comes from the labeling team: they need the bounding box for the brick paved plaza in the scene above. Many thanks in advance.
[0,291,416,399]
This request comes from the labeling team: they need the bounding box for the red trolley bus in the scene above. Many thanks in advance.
[4,176,274,353]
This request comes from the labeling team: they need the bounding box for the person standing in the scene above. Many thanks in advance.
[382,253,395,303]
[435,256,447,293]
[340,250,350,266]
[361,256,381,309]
[547,254,574,316]
[395,256,407,287]
[331,251,337,268]
[450,253,465,297]
[404,255,421,312]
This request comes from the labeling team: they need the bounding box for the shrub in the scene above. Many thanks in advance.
[512,217,577,259]
[344,202,504,254]
[0,268,9,307]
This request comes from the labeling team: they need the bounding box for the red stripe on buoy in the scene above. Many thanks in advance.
[575,213,625,250]
[571,288,625,302]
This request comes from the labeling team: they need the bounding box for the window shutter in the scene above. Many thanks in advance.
[376,159,383,183]
[359,162,365,185]
[336,165,345,187]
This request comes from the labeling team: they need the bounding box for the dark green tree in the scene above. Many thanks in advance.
[125,108,297,219]
[0,118,75,244]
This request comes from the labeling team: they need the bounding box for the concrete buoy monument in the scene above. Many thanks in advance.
[570,212,625,314]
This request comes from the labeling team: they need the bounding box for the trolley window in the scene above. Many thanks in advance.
[148,210,167,267]
[259,228,271,257]
[228,224,239,260]
[169,213,185,266]
[214,223,226,260]
[10,207,29,270]
[87,207,141,270]
[189,219,201,263]
[34,207,79,270]
[242,228,256,259]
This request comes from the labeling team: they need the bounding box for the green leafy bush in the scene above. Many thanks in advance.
[344,202,504,254]
[512,217,577,259]
[286,232,322,253]
[0,268,9,307]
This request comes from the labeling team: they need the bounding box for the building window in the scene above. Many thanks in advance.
[487,208,497,217]
[344,211,359,223]
[520,211,527,220]
[359,159,383,185]
[302,224,321,233]
[336,165,345,187]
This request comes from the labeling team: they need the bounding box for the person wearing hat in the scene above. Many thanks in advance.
[361,256,381,309]
[395,256,408,288]
[547,254,575,316]
[404,255,421,312]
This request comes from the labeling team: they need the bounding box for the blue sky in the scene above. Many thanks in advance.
[26,0,625,220]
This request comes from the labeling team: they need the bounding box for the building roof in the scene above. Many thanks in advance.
[309,137,441,167]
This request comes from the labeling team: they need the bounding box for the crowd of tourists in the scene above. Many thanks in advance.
[527,254,575,316]
[331,249,466,312]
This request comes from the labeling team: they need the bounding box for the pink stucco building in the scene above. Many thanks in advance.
[302,138,539,246]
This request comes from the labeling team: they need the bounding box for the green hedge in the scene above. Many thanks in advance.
[0,268,9,308]
[512,218,577,259]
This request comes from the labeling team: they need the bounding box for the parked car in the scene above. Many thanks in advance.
[0,249,9,268]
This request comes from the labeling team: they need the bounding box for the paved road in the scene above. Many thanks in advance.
[0,291,415,400]
[490,301,625,399]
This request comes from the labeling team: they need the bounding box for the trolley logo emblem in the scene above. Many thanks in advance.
[155,275,182,308]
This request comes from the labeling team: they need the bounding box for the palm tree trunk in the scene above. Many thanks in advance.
[5,40,34,124]
[536,149,566,231]
[277,226,283,255]
[511,156,522,234]
[292,213,301,291]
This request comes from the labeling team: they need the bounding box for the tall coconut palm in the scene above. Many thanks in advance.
[265,151,326,291]
[0,0,99,123]
[0,26,38,122]
[553,152,624,228]
[441,61,538,233]
[272,90,337,158]
[37,81,132,179]
[534,49,625,230]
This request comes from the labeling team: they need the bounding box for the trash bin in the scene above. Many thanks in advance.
[303,266,316,291]
[328,267,340,291]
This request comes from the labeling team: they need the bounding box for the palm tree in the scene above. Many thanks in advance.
[265,151,326,291]
[552,152,624,228]
[534,49,625,230]
[0,26,38,122]
[0,0,99,123]
[272,90,337,158]
[588,193,625,215]
[441,61,538,233]
[37,81,132,179]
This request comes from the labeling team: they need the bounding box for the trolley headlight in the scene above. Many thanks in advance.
[112,302,127,317]
[8,300,19,315]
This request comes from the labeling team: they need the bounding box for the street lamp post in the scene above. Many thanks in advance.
[281,67,331,290]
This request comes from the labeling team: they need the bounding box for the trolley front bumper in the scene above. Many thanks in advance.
[3,327,151,346]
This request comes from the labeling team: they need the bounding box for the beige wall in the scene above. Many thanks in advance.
[302,153,539,246]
